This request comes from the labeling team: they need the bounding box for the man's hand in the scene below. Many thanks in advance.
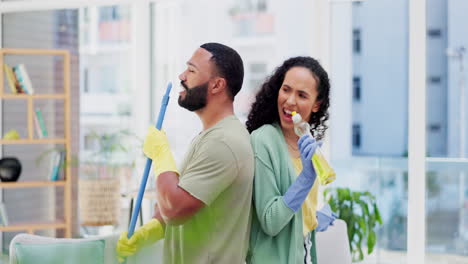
[143,127,179,177]
[115,219,165,262]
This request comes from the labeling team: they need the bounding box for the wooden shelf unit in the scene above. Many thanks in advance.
[0,221,67,234]
[0,48,72,237]
[0,181,66,189]
[0,139,67,145]
[0,94,66,99]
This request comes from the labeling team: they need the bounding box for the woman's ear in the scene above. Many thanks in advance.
[312,100,321,113]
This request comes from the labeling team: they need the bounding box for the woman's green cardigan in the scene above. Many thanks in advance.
[247,123,304,264]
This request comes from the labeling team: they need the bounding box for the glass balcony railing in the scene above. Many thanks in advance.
[330,156,468,263]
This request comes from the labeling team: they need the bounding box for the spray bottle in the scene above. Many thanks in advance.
[291,111,336,185]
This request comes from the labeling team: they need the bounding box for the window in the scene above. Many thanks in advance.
[99,66,118,93]
[236,62,268,121]
[353,1,363,6]
[353,29,361,54]
[248,62,267,93]
[428,124,441,132]
[78,5,135,162]
[84,133,98,151]
[428,76,441,84]
[257,0,268,12]
[353,76,361,101]
[352,124,361,149]
[99,6,122,21]
[83,68,89,93]
[230,0,274,37]
[427,29,442,37]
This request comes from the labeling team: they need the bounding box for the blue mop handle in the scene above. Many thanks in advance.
[127,82,172,238]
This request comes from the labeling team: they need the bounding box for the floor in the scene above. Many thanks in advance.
[3,243,468,263]
[361,249,468,264]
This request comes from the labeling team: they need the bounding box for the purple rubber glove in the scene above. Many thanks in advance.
[316,204,338,232]
[298,135,320,179]
[283,135,320,212]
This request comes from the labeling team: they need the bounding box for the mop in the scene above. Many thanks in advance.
[123,82,172,263]
[9,83,172,264]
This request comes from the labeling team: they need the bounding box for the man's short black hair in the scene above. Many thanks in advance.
[200,42,244,99]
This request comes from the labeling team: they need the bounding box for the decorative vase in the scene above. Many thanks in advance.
[0,157,22,182]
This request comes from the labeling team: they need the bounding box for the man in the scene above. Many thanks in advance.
[116,43,254,264]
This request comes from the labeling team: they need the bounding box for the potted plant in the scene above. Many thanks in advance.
[324,187,383,262]
[78,129,141,226]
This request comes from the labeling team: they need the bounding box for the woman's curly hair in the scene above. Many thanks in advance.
[246,56,330,140]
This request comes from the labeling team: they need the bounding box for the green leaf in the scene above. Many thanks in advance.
[344,188,352,200]
[357,200,370,218]
[374,203,383,225]
[367,214,376,233]
[355,230,363,245]
[363,191,376,200]
[356,242,364,261]
[347,220,354,242]
[367,230,377,254]
[35,147,64,167]
[352,191,361,201]
[358,216,367,235]
[337,188,345,201]
[329,199,337,213]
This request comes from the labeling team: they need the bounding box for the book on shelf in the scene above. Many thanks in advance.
[12,64,34,94]
[33,111,43,139]
[18,64,34,94]
[0,202,8,226]
[49,150,64,181]
[34,108,48,137]
[3,64,20,94]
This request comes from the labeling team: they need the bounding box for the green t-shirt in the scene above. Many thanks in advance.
[163,115,254,264]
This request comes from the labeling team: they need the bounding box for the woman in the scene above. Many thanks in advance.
[246,56,332,264]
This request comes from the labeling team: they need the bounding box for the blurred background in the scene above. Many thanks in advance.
[0,0,467,263]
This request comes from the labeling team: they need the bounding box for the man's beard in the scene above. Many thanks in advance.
[178,81,208,111]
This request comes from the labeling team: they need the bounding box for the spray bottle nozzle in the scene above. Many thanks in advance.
[291,111,302,124]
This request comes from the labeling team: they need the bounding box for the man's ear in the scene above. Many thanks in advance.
[210,77,227,95]
[312,100,321,113]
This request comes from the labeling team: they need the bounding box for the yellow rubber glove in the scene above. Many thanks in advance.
[116,219,165,263]
[143,127,179,177]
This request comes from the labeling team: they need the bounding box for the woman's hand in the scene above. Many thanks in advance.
[297,135,320,180]
[316,204,338,232]
[283,135,321,212]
